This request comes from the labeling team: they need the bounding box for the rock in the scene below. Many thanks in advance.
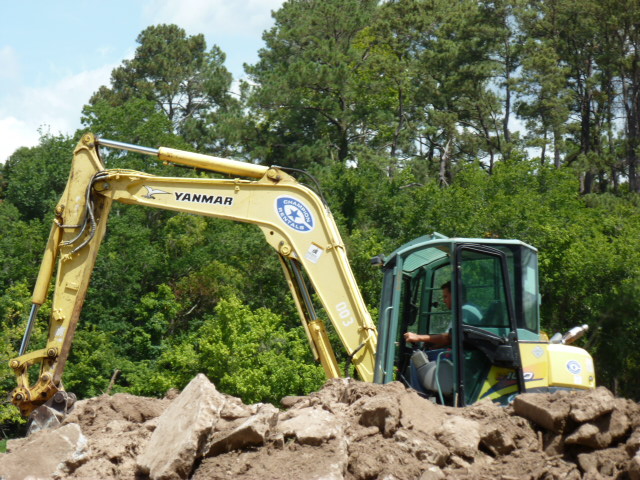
[577,451,599,476]
[543,431,565,456]
[3,377,639,480]
[62,392,169,436]
[0,423,87,480]
[577,448,630,478]
[281,395,308,408]
[355,395,401,437]
[205,403,279,456]
[566,423,601,448]
[512,392,571,432]
[342,380,406,406]
[218,394,257,420]
[603,408,631,443]
[448,453,472,469]
[398,390,447,435]
[629,452,640,480]
[565,409,630,449]
[109,392,169,423]
[59,418,152,480]
[164,388,180,400]
[436,416,481,458]
[136,374,227,480]
[277,406,344,446]
[394,430,449,466]
[480,425,516,456]
[569,387,615,423]
[618,398,640,429]
[419,466,445,480]
[626,429,640,456]
[194,435,350,480]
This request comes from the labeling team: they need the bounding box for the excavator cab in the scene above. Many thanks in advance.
[374,233,542,406]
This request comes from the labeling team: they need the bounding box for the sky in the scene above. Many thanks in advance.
[0,0,285,163]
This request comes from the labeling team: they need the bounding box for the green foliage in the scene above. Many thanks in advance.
[131,284,182,357]
[0,202,46,290]
[82,206,169,331]
[126,297,325,405]
[64,327,134,398]
[83,24,239,155]
[82,97,177,151]
[2,132,75,221]
[244,0,379,167]
[0,282,34,432]
[196,297,325,404]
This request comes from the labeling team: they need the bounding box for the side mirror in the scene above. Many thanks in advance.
[370,254,386,267]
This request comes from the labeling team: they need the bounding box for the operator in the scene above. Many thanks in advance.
[403,281,483,347]
[403,280,482,396]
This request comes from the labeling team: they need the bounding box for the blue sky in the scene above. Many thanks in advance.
[0,0,284,163]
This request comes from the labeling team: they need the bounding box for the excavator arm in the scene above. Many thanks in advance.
[9,133,377,417]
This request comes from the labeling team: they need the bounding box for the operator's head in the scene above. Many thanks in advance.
[441,281,452,310]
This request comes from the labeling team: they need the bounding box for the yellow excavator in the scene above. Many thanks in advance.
[9,134,595,418]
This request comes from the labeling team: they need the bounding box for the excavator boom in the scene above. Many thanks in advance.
[9,133,377,416]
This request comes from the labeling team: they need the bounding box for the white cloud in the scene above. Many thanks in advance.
[0,117,39,163]
[0,45,20,80]
[0,63,115,163]
[141,0,285,81]
[20,64,113,125]
[143,0,283,37]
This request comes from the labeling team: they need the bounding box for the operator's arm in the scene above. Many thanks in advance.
[404,331,451,348]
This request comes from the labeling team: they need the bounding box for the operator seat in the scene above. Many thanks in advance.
[481,300,505,326]
[411,350,454,396]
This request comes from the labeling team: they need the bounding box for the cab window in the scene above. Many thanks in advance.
[428,265,452,334]
[459,249,510,330]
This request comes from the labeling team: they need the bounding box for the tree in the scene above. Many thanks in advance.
[2,132,76,221]
[515,35,572,167]
[244,0,378,168]
[123,297,325,405]
[82,97,178,159]
[0,202,46,290]
[521,0,611,192]
[361,0,518,180]
[0,282,33,432]
[599,0,640,192]
[483,0,524,149]
[84,24,239,154]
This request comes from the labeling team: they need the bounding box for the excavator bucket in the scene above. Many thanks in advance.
[27,391,76,435]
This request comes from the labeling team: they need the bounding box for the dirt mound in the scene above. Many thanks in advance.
[1,376,640,480]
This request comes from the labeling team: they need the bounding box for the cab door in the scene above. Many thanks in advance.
[453,245,525,406]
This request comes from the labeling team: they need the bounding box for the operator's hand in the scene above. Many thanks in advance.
[404,331,451,348]
[404,331,425,344]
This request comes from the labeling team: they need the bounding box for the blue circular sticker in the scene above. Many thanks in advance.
[276,197,315,233]
[566,360,582,375]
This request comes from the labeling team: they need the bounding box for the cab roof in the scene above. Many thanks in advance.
[383,232,537,274]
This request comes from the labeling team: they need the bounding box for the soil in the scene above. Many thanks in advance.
[2,378,640,480]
